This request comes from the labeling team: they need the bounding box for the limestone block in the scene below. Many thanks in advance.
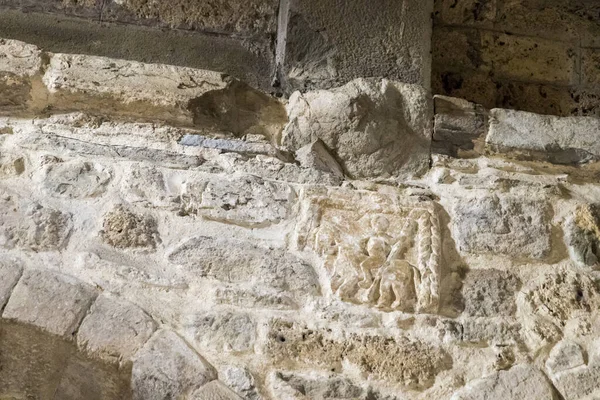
[0,193,72,251]
[220,366,261,400]
[182,311,257,353]
[77,294,157,364]
[294,139,344,178]
[546,341,586,375]
[462,269,520,317]
[460,319,521,346]
[266,321,451,390]
[564,204,600,267]
[131,329,217,400]
[42,53,227,126]
[100,205,160,250]
[2,269,97,337]
[284,0,433,90]
[167,236,320,299]
[549,365,600,400]
[487,109,600,164]
[0,258,22,309]
[190,381,243,400]
[433,0,496,27]
[0,38,42,113]
[450,364,557,400]
[583,48,600,87]
[102,0,278,36]
[267,372,366,400]
[121,164,179,209]
[41,159,112,198]
[181,175,295,227]
[282,78,433,179]
[433,95,487,157]
[453,195,551,260]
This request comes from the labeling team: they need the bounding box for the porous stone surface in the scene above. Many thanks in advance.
[282,78,433,179]
[3,38,600,400]
[2,269,97,337]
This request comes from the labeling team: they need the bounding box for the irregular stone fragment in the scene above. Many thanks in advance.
[2,269,97,337]
[0,38,42,112]
[131,329,217,400]
[0,194,72,251]
[282,78,432,179]
[181,175,295,227]
[487,108,600,164]
[42,159,112,198]
[0,258,22,309]
[295,139,344,178]
[180,134,292,161]
[101,205,160,250]
[433,95,487,157]
[0,153,25,177]
[167,236,319,298]
[564,203,600,267]
[546,341,586,375]
[453,195,551,260]
[182,311,257,353]
[42,53,227,126]
[121,164,178,209]
[220,366,261,400]
[462,269,520,317]
[267,321,451,390]
[190,380,243,400]
[77,294,157,364]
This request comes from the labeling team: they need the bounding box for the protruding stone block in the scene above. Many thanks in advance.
[2,269,97,337]
[487,109,600,165]
[0,38,43,113]
[132,329,217,400]
[77,294,157,364]
[282,78,433,179]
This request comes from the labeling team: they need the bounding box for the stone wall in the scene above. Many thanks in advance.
[433,0,600,117]
[2,37,600,400]
[0,0,433,94]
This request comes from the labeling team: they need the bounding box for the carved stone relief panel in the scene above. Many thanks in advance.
[296,187,444,314]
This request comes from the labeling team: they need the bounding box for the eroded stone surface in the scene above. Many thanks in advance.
[3,269,97,337]
[450,365,556,400]
[282,79,432,179]
[0,258,22,309]
[564,203,600,268]
[453,195,552,260]
[190,380,243,400]
[462,269,520,317]
[0,38,42,112]
[101,205,160,250]
[182,311,257,353]
[77,294,157,364]
[42,159,112,198]
[132,329,217,400]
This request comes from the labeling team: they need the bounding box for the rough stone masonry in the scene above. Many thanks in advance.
[1,9,600,400]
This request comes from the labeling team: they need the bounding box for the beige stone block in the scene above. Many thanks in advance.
[190,381,242,400]
[2,269,97,338]
[0,38,43,113]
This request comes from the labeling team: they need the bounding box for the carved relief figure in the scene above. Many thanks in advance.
[301,191,442,314]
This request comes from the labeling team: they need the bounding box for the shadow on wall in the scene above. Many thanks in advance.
[0,321,132,399]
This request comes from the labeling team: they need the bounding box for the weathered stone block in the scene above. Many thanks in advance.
[102,0,278,36]
[433,0,497,27]
[453,195,551,260]
[182,311,257,353]
[42,159,112,198]
[487,108,600,164]
[564,203,600,267]
[0,193,72,251]
[2,269,97,337]
[0,258,22,309]
[42,53,227,126]
[267,321,452,390]
[21,0,103,19]
[190,380,242,400]
[167,236,320,299]
[462,269,520,317]
[546,341,586,375]
[77,294,157,364]
[181,175,295,227]
[451,364,556,400]
[282,78,432,179]
[131,329,217,400]
[0,38,43,113]
[433,95,487,157]
[101,205,160,250]
[583,47,600,87]
[284,0,433,90]
[220,366,260,400]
